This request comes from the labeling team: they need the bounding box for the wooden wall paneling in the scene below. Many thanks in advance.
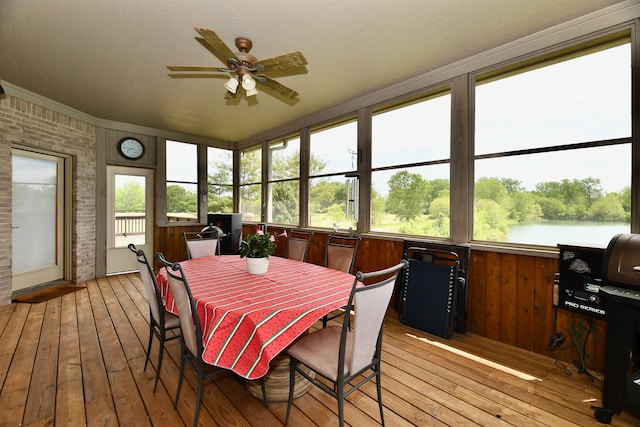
[533,257,556,355]
[562,311,605,374]
[357,237,403,274]
[553,308,577,371]
[306,230,327,266]
[551,308,606,373]
[516,256,535,351]
[484,251,502,341]
[500,253,518,346]
[306,232,326,266]
[354,237,370,273]
[468,250,487,335]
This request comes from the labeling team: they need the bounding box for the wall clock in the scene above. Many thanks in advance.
[117,137,145,160]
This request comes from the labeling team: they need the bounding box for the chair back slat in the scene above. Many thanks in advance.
[326,245,356,273]
[325,234,360,274]
[286,230,314,262]
[287,238,308,261]
[186,238,217,259]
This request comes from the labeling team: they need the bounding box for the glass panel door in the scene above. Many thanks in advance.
[106,166,154,274]
[12,149,65,292]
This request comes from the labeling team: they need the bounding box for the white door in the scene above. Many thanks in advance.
[12,149,66,292]
[106,166,154,274]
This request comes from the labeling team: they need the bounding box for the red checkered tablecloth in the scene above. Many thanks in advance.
[156,255,354,380]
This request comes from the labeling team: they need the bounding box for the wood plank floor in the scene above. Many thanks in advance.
[1,273,638,426]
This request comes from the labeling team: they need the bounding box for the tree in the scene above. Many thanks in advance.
[429,194,450,218]
[207,185,233,213]
[386,171,429,221]
[499,178,525,194]
[208,149,234,213]
[425,178,449,211]
[309,181,344,213]
[370,188,385,226]
[589,193,625,221]
[327,203,347,223]
[535,196,567,220]
[271,150,299,180]
[271,181,299,224]
[116,180,145,213]
[508,192,542,222]
[618,186,631,217]
[240,150,261,183]
[475,177,509,206]
[534,181,563,200]
[474,199,508,241]
[582,177,603,205]
[167,185,197,214]
[240,184,261,219]
[208,151,233,185]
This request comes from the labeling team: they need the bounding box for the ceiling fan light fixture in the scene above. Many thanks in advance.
[245,86,258,97]
[224,77,239,94]
[241,74,256,91]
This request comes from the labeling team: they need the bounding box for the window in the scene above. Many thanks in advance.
[309,119,358,230]
[267,136,300,225]
[239,147,262,221]
[166,140,198,222]
[207,146,233,214]
[473,39,631,247]
[371,91,451,237]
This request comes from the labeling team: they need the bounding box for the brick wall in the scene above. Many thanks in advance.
[0,94,96,306]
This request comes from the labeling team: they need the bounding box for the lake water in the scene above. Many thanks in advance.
[507,221,630,247]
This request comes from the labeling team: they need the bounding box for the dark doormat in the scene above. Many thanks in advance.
[12,283,86,304]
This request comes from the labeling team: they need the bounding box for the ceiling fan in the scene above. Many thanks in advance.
[167,27,308,103]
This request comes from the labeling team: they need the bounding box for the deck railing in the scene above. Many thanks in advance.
[115,214,145,237]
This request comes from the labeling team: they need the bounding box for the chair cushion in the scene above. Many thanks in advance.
[287,325,353,381]
[163,309,181,330]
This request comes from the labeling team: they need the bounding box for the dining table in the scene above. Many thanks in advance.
[156,254,355,381]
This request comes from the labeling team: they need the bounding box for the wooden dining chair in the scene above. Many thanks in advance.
[322,234,361,327]
[285,230,314,262]
[284,260,408,427]
[183,231,219,259]
[128,244,181,392]
[155,252,225,427]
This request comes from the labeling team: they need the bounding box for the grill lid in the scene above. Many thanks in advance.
[603,233,640,287]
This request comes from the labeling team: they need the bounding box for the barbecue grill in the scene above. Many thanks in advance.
[595,233,640,422]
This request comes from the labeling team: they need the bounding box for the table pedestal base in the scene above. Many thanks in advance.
[246,354,314,403]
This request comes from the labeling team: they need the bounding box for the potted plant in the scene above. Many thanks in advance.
[239,228,286,274]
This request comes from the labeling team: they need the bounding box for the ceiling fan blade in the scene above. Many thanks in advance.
[257,76,299,100]
[167,73,227,79]
[167,65,227,72]
[194,27,238,66]
[258,52,308,77]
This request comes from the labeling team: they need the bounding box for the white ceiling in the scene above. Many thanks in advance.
[0,0,631,144]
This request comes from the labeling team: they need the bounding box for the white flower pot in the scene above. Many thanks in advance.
[246,257,269,274]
